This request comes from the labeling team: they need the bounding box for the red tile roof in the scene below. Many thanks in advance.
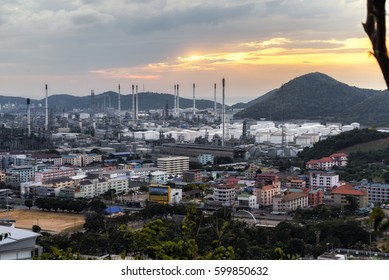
[331,184,366,196]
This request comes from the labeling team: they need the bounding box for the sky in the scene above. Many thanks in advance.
[0,0,386,105]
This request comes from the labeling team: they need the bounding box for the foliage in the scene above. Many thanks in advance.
[298,128,389,161]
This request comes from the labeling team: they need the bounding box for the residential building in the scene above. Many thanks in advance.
[75,176,129,198]
[157,156,189,175]
[331,184,368,208]
[286,179,306,189]
[62,154,82,167]
[198,154,214,165]
[306,153,348,170]
[309,171,339,191]
[32,153,63,166]
[213,184,236,206]
[0,171,5,182]
[148,171,169,184]
[81,153,102,166]
[308,188,323,207]
[254,181,281,207]
[183,170,202,183]
[0,225,42,260]
[6,165,35,183]
[34,167,76,183]
[237,192,258,210]
[256,173,279,188]
[366,183,389,204]
[272,192,309,213]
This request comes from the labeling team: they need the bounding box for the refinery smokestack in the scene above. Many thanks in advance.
[214,83,217,120]
[174,85,177,118]
[45,84,49,132]
[222,78,225,147]
[193,83,196,116]
[136,85,139,120]
[118,84,121,112]
[132,85,135,120]
[27,98,31,137]
[176,84,180,118]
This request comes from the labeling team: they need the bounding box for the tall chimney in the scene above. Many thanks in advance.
[214,83,217,120]
[132,85,135,120]
[193,83,196,116]
[118,84,121,112]
[222,78,225,147]
[45,84,49,132]
[176,84,180,118]
[27,98,31,137]
[135,85,139,120]
[174,84,177,118]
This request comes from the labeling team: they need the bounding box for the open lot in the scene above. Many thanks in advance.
[0,209,85,233]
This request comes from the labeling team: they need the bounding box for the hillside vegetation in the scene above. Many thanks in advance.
[298,128,389,161]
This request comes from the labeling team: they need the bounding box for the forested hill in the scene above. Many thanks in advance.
[297,128,389,161]
[234,72,388,125]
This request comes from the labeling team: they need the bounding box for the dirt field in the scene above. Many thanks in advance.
[0,209,85,233]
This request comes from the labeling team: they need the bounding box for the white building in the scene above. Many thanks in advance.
[198,154,214,165]
[237,192,258,209]
[149,171,169,184]
[76,176,129,198]
[309,171,339,191]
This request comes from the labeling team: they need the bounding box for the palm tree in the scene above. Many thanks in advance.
[370,207,389,236]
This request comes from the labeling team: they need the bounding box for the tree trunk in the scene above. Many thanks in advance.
[363,0,389,89]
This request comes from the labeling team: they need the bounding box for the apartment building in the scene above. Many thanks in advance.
[34,167,76,183]
[157,156,189,175]
[237,192,258,210]
[272,192,309,213]
[309,171,339,191]
[331,184,368,208]
[76,176,129,198]
[6,166,35,183]
[254,180,281,207]
[306,153,348,170]
[213,184,236,207]
[366,183,389,204]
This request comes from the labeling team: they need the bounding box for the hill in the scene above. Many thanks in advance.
[234,72,384,124]
[0,91,224,112]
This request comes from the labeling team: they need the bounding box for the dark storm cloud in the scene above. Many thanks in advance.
[123,3,255,34]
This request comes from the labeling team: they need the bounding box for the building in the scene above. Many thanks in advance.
[237,192,258,210]
[0,225,42,260]
[308,188,323,207]
[286,179,306,189]
[148,171,169,184]
[309,171,339,191]
[148,185,182,205]
[254,181,281,207]
[32,153,63,166]
[272,192,309,213]
[75,176,129,198]
[34,167,76,183]
[62,154,82,167]
[0,171,5,182]
[157,156,189,175]
[306,153,348,170]
[213,184,236,206]
[330,184,368,208]
[256,173,279,188]
[6,166,35,183]
[81,153,102,166]
[366,183,389,204]
[198,154,214,165]
[182,170,202,183]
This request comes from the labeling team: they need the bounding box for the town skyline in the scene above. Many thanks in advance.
[0,0,386,104]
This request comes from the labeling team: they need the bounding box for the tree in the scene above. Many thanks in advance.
[24,199,33,210]
[363,0,389,89]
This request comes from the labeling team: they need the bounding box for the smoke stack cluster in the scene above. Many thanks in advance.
[27,98,31,137]
[45,84,48,132]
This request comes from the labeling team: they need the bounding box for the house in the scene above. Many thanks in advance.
[0,225,42,260]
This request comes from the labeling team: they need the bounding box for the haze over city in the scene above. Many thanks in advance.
[0,0,386,104]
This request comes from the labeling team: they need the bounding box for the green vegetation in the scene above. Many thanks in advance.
[34,204,372,260]
[298,128,389,161]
